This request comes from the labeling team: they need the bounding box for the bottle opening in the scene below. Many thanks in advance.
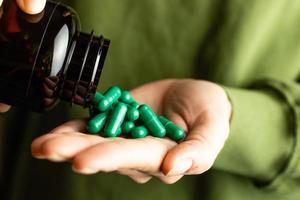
[59,31,110,107]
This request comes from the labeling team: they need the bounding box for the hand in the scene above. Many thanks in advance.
[0,0,46,112]
[0,0,46,14]
[0,103,10,112]
[31,79,232,184]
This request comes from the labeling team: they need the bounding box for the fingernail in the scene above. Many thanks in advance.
[72,166,98,175]
[47,154,65,162]
[166,159,192,176]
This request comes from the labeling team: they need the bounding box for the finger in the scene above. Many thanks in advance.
[146,171,183,184]
[72,137,176,174]
[16,0,46,14]
[31,133,62,158]
[162,111,230,176]
[156,174,183,184]
[0,103,11,113]
[31,119,87,157]
[0,0,3,7]
[118,169,152,184]
[49,119,87,134]
[32,119,100,161]
[33,132,109,162]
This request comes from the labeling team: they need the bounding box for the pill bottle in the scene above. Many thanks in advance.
[0,0,110,111]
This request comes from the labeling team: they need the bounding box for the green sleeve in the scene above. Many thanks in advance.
[214,78,300,187]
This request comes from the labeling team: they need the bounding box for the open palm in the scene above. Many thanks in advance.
[31,79,231,184]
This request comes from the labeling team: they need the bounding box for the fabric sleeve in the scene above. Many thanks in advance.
[214,78,300,188]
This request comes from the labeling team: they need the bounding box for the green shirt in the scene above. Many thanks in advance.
[1,0,300,199]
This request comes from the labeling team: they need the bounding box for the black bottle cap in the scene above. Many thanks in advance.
[59,31,110,107]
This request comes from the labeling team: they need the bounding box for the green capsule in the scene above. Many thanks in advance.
[126,106,140,121]
[98,86,122,111]
[116,127,122,137]
[104,102,128,137]
[119,90,134,104]
[121,121,135,136]
[86,112,108,134]
[139,105,166,138]
[158,116,186,141]
[131,126,148,139]
[130,101,140,109]
[92,92,104,106]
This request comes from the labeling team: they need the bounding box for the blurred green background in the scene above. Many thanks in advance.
[2,0,300,199]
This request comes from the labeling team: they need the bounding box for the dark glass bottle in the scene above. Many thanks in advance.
[0,0,110,111]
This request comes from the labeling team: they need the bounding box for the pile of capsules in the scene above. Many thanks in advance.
[86,86,186,142]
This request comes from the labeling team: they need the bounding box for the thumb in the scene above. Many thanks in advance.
[162,112,229,176]
[16,0,46,14]
[0,103,10,112]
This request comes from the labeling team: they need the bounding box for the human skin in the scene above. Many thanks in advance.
[0,0,46,112]
[31,79,232,184]
[0,0,46,14]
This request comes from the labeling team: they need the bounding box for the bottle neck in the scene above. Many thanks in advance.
[59,31,110,107]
